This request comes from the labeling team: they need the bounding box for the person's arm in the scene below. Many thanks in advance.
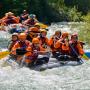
[11,16,20,23]
[48,37,53,46]
[11,43,20,55]
[8,41,13,51]
[25,46,32,57]
[54,40,61,49]
[23,19,30,25]
[22,14,29,18]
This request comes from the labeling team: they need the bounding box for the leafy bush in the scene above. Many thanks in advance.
[82,13,90,23]
[78,12,90,46]
[0,0,90,23]
[67,7,82,21]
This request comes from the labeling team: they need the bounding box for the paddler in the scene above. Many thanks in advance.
[37,29,49,49]
[11,33,31,64]
[48,30,62,57]
[24,38,49,66]
[54,32,70,61]
[69,33,84,62]
[8,33,19,51]
[20,10,29,23]
[1,12,19,25]
[23,14,38,27]
[26,26,40,42]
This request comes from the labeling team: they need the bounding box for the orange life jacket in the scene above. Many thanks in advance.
[48,36,60,52]
[38,36,49,48]
[11,40,31,55]
[25,44,45,63]
[55,38,70,55]
[69,41,84,56]
[8,40,18,51]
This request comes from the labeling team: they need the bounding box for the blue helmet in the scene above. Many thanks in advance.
[29,14,36,18]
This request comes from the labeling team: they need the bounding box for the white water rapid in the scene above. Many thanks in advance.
[0,22,90,90]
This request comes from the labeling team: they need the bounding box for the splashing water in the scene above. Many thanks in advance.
[0,31,11,49]
[0,22,90,90]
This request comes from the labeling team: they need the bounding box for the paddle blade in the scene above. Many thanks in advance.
[82,54,89,60]
[0,51,10,59]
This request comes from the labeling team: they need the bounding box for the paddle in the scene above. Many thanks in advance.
[82,54,89,60]
[0,51,10,59]
[0,48,51,59]
[0,49,89,61]
[69,44,85,64]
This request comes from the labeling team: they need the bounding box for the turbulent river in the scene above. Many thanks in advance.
[0,22,90,90]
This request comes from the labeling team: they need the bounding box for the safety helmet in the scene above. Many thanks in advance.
[40,29,47,34]
[55,31,61,36]
[5,13,9,17]
[23,10,27,13]
[12,33,18,37]
[29,27,39,32]
[35,23,40,26]
[32,38,39,44]
[62,32,69,38]
[29,14,36,18]
[7,12,14,16]
[71,33,78,39]
[19,33,26,40]
[34,23,40,29]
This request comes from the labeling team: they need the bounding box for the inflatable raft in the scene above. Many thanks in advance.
[30,58,84,71]
[2,55,84,71]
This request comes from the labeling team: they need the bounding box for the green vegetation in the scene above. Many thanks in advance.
[0,0,90,46]
[79,13,90,46]
[0,0,90,23]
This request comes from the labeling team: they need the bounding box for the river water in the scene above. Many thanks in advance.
[0,22,90,90]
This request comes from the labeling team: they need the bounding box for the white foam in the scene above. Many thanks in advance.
[0,22,90,90]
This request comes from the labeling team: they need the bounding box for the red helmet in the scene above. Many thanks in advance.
[71,33,78,38]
